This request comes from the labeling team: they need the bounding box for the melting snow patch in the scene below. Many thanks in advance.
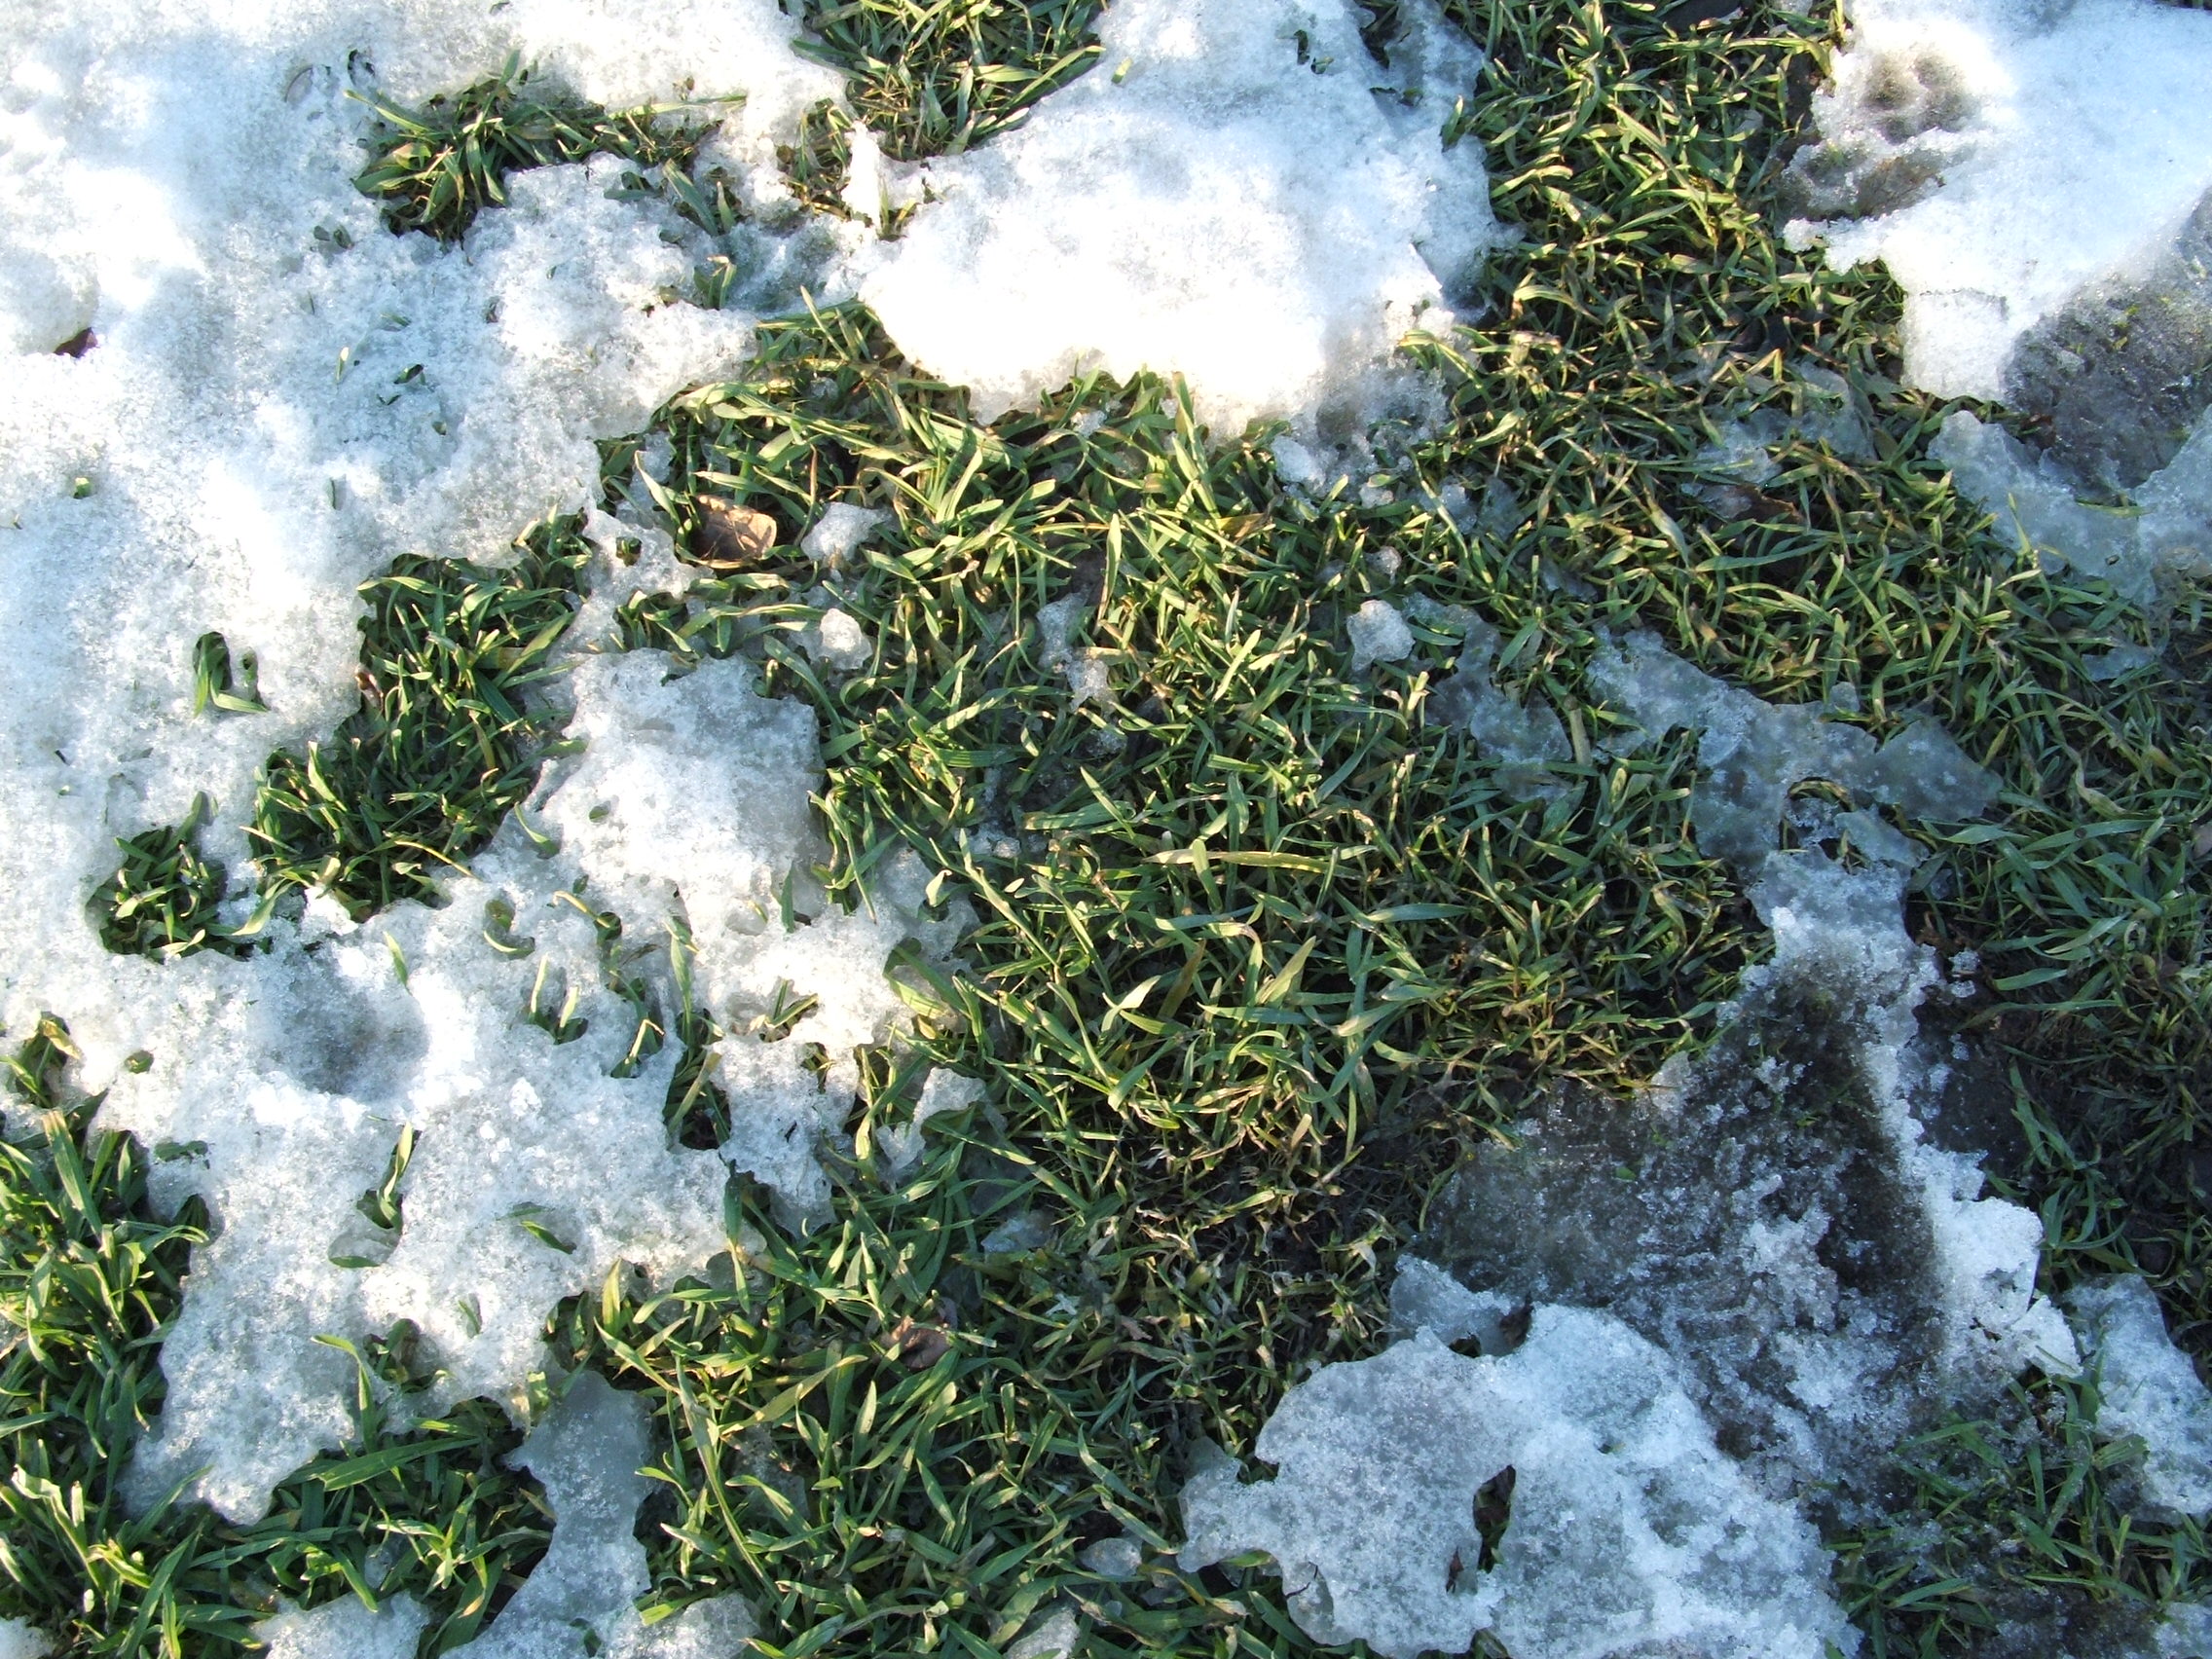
[2070,1275,2212,1516]
[1181,1315,1857,1659]
[1790,0,2212,600]
[859,0,1503,434]
[1788,0,2212,403]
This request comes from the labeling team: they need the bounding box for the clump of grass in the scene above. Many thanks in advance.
[91,797,262,962]
[791,0,1103,174]
[248,519,585,920]
[353,54,719,243]
[776,99,860,220]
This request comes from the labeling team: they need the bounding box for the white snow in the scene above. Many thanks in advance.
[859,0,1502,435]
[0,1619,52,1659]
[2070,1275,2212,1515]
[1182,1313,1858,1659]
[1788,0,2212,402]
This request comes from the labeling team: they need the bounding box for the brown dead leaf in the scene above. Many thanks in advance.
[691,498,780,568]
[886,1315,951,1371]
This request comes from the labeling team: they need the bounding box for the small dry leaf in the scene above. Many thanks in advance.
[692,498,780,568]
[886,1315,951,1371]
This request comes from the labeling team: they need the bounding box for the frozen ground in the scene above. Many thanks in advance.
[3,0,2210,1653]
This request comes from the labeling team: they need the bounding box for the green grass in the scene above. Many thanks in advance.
[352,55,719,244]
[247,523,587,922]
[11,0,2212,1654]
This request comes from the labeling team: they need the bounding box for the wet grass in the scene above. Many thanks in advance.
[11,0,2212,1654]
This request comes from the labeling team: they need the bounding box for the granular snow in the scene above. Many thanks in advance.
[858,0,1503,435]
[2069,1275,2212,1515]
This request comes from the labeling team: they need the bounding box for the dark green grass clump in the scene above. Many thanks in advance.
[247,520,585,920]
[90,805,253,963]
[794,0,1103,163]
[353,55,718,243]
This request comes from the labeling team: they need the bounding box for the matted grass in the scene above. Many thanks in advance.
[9,0,2212,1655]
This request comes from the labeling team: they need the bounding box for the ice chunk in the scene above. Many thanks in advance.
[800,501,891,569]
[1005,1606,1083,1659]
[1347,600,1414,674]
[2070,1276,2212,1514]
[1038,592,1114,706]
[252,1597,428,1659]
[1388,1255,1521,1354]
[0,1619,53,1659]
[859,0,1502,434]
[1692,364,1875,518]
[1180,1314,1857,1659]
[876,1067,985,1182]
[1078,1535,1145,1579]
[1588,628,1996,881]
[811,607,873,672]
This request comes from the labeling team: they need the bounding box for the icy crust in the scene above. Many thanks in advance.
[1788,0,2212,404]
[257,1373,756,1659]
[859,0,1503,435]
[1182,639,2084,1657]
[84,650,966,1522]
[1180,1318,1857,1659]
[1930,407,2212,606]
[2069,1276,2212,1516]
[1587,627,1997,879]
[0,0,840,1043]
